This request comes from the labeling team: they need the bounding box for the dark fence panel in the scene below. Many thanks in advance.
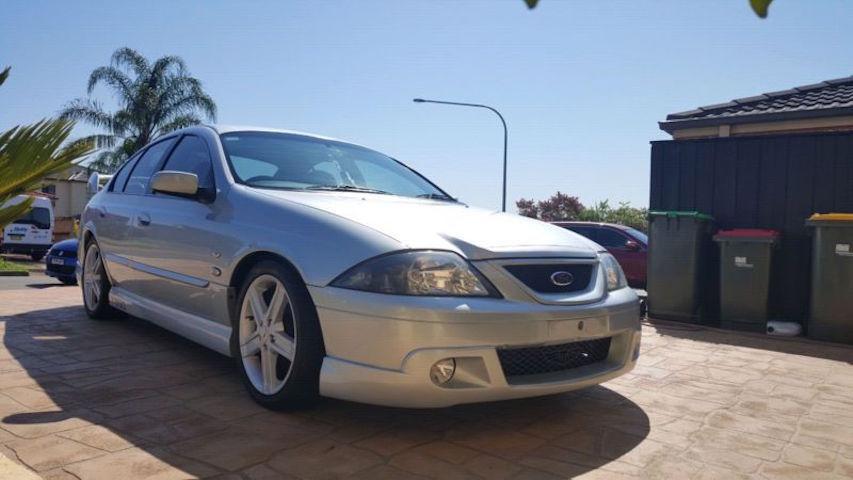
[650,131,853,322]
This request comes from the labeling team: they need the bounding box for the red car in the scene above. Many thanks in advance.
[552,221,648,289]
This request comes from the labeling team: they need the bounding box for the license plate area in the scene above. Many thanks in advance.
[50,258,64,265]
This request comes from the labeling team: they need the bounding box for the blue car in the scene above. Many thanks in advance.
[45,238,78,285]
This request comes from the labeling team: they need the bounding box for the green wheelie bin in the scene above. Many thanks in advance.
[647,211,715,323]
[713,229,780,333]
[806,213,853,344]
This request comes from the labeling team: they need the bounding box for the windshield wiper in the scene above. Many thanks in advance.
[416,193,457,202]
[305,185,391,195]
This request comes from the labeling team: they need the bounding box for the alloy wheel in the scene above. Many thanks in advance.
[238,274,297,395]
[83,245,103,311]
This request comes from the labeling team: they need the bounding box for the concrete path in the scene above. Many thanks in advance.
[0,283,850,479]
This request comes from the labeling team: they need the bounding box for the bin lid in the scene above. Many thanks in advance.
[714,229,780,243]
[807,213,853,223]
[648,211,714,221]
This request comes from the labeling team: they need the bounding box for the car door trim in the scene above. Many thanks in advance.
[105,252,210,288]
[109,286,231,356]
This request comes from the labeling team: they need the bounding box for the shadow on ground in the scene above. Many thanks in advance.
[646,318,853,364]
[0,305,650,478]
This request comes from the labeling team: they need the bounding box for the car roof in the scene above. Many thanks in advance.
[552,221,630,230]
[208,125,368,148]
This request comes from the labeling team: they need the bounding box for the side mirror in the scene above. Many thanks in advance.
[87,173,100,195]
[151,171,199,197]
[625,240,641,252]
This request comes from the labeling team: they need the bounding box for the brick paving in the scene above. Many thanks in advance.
[0,284,851,479]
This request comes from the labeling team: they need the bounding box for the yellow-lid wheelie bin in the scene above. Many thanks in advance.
[806,213,853,344]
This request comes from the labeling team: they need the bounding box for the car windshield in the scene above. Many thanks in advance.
[220,132,452,200]
[625,227,648,244]
[12,206,50,230]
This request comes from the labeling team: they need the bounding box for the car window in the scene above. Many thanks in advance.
[109,155,139,192]
[123,138,177,195]
[351,158,427,197]
[13,207,50,229]
[565,225,596,240]
[625,227,648,244]
[597,228,630,248]
[220,132,448,199]
[162,135,214,189]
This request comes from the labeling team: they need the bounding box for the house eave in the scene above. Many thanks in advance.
[659,106,853,133]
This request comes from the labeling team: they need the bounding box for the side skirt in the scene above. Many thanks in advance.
[109,287,232,357]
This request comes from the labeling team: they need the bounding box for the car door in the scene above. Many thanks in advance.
[93,153,143,287]
[106,137,179,298]
[129,134,230,323]
[595,227,644,287]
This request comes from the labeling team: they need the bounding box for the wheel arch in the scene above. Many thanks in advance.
[226,250,318,320]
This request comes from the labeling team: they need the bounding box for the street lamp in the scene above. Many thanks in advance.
[413,98,508,212]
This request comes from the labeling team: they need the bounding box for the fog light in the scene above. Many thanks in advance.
[430,358,456,385]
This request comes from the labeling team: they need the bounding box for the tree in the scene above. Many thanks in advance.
[516,191,584,221]
[61,47,216,173]
[577,200,648,231]
[523,0,774,18]
[0,67,94,227]
[516,192,648,231]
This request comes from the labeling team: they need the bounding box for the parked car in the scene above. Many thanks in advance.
[45,238,78,285]
[1,195,54,261]
[78,126,640,409]
[552,222,647,289]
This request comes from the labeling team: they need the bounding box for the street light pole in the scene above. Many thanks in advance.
[413,98,508,212]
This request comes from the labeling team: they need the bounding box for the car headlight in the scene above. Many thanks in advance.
[331,250,497,297]
[599,253,627,291]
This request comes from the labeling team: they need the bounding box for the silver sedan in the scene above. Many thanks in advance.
[78,126,640,409]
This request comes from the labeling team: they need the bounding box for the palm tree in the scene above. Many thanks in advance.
[0,67,94,227]
[61,47,216,173]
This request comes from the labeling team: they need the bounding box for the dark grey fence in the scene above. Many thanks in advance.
[650,132,853,322]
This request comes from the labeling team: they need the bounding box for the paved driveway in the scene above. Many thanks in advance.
[0,284,850,479]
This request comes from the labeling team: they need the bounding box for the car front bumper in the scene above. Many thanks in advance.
[308,285,641,408]
[45,255,77,279]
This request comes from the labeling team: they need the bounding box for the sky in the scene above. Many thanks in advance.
[1,0,851,212]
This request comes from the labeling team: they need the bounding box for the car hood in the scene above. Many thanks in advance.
[256,190,601,260]
[50,239,78,253]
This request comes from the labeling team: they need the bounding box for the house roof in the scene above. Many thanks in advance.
[660,75,853,132]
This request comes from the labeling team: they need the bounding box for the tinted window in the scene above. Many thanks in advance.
[110,155,139,192]
[13,207,50,229]
[625,227,648,244]
[162,136,214,189]
[123,138,177,194]
[565,225,596,240]
[597,228,630,248]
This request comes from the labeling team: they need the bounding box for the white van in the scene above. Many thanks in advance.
[1,195,54,261]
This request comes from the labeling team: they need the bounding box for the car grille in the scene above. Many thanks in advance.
[504,263,594,293]
[497,337,612,378]
[47,264,76,275]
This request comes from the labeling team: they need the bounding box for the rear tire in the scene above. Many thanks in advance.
[231,260,324,410]
[82,241,116,319]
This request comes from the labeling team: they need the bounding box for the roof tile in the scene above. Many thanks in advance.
[665,75,853,122]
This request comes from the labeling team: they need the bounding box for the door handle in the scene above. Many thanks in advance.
[137,213,151,226]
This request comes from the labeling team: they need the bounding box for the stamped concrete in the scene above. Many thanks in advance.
[0,284,850,479]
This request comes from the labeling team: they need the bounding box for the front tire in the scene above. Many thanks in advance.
[82,241,115,319]
[231,260,324,409]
